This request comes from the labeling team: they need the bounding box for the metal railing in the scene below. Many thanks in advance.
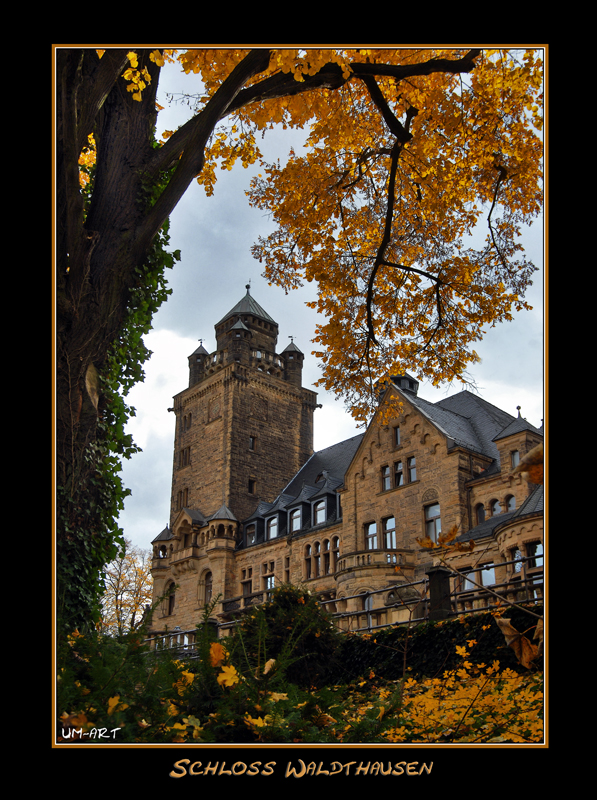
[145,559,543,651]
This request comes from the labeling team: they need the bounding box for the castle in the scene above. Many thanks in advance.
[148,287,543,641]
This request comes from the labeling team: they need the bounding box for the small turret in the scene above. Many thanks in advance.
[188,341,209,387]
[283,338,304,387]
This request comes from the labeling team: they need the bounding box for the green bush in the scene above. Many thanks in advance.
[330,605,543,682]
[56,625,186,744]
[226,584,343,689]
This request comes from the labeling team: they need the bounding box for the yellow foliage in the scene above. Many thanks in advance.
[209,641,228,667]
[85,47,543,425]
[217,665,240,687]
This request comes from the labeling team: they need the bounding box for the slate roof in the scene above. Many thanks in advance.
[216,286,277,326]
[280,433,365,499]
[493,416,543,441]
[394,386,541,467]
[457,484,544,542]
[152,525,173,544]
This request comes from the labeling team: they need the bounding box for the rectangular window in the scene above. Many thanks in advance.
[180,447,191,467]
[424,503,441,542]
[481,563,496,586]
[248,479,256,494]
[526,542,543,568]
[249,436,256,451]
[394,426,401,446]
[381,465,391,491]
[394,461,404,487]
[365,522,378,550]
[407,456,416,482]
[461,569,476,592]
[383,516,397,549]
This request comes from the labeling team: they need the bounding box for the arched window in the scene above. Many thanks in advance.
[506,495,516,511]
[313,500,326,525]
[290,508,301,532]
[323,539,331,574]
[491,499,502,516]
[166,582,176,616]
[475,503,486,524]
[267,516,278,539]
[246,524,257,546]
[204,572,213,605]
[332,537,340,572]
[313,541,321,577]
[304,545,312,579]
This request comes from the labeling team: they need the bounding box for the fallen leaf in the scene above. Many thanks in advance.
[495,617,538,669]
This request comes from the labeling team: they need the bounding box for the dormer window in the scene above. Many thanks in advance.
[290,508,301,532]
[267,516,278,539]
[313,499,326,525]
[246,524,257,546]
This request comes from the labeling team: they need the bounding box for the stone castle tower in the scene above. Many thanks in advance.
[169,286,319,525]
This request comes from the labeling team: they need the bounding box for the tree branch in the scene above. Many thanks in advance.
[135,49,272,261]
[149,49,482,176]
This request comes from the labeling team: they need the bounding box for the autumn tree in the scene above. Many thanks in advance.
[55,47,543,632]
[100,538,153,637]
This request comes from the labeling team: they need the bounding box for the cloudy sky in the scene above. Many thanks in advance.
[116,54,545,552]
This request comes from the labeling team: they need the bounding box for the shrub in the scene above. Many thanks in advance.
[227,583,343,689]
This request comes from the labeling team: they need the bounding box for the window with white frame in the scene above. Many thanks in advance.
[480,563,496,586]
[365,522,378,550]
[381,465,391,491]
[383,516,397,548]
[290,508,301,532]
[313,499,326,525]
[424,503,441,542]
[267,516,278,539]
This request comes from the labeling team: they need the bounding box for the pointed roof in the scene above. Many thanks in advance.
[189,342,209,357]
[493,416,543,441]
[283,339,303,354]
[216,285,277,327]
[207,504,237,522]
[152,524,173,544]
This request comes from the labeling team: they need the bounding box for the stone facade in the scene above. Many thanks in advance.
[149,290,543,640]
